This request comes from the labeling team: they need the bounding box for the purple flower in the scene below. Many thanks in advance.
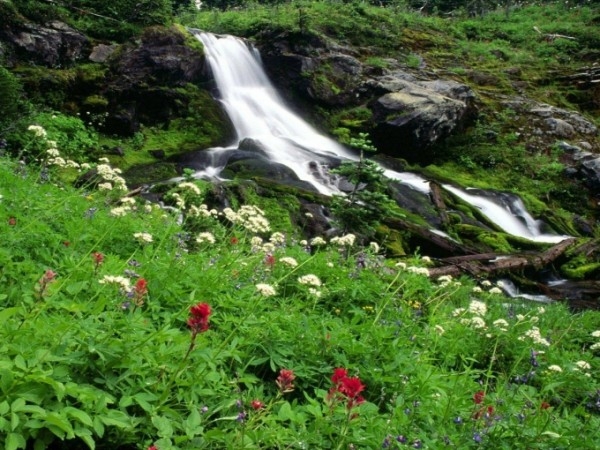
[396,435,407,444]
[473,432,482,443]
[236,411,246,423]
[453,416,463,424]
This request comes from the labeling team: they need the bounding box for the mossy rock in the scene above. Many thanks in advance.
[376,224,406,256]
[123,162,178,187]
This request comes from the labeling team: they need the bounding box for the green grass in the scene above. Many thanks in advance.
[1,135,600,449]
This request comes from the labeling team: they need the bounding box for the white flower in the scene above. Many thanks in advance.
[299,240,308,247]
[496,280,505,288]
[47,148,60,157]
[493,319,509,331]
[488,287,503,295]
[28,124,47,138]
[110,206,131,217]
[575,360,591,370]
[470,317,487,329]
[98,182,113,191]
[520,327,550,346]
[547,365,562,373]
[452,307,466,317]
[590,342,600,351]
[120,197,136,206]
[330,234,356,247]
[304,212,313,218]
[298,274,322,287]
[134,232,153,244]
[262,243,276,253]
[280,257,298,268]
[395,262,407,270]
[537,307,546,314]
[177,182,201,195]
[468,300,487,316]
[270,232,286,245]
[369,242,380,253]
[256,283,276,297]
[591,330,600,338]
[98,275,131,291]
[472,286,483,293]
[481,280,492,287]
[326,262,334,268]
[310,236,326,246]
[250,236,263,247]
[516,314,526,321]
[407,266,429,276]
[434,325,445,335]
[421,256,431,263]
[98,157,110,163]
[196,232,216,244]
[308,288,321,298]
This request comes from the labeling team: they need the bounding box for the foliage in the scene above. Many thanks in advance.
[330,133,397,238]
[0,67,25,134]
[1,150,600,449]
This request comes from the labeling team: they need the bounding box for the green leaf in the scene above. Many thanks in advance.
[277,402,294,421]
[63,407,93,427]
[0,369,13,394]
[66,281,89,296]
[0,307,21,323]
[5,432,27,450]
[0,400,9,415]
[151,414,174,438]
[45,412,75,439]
[74,425,96,450]
[184,408,202,438]
[13,355,27,371]
[10,412,19,431]
[99,410,132,429]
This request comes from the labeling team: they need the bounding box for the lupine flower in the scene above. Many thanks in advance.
[276,369,296,393]
[187,302,211,335]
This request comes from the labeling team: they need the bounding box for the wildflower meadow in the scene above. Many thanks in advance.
[1,130,599,449]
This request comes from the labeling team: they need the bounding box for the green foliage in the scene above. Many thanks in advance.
[330,133,397,238]
[1,145,600,449]
[0,67,25,133]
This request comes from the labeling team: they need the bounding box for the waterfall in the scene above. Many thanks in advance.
[193,30,568,244]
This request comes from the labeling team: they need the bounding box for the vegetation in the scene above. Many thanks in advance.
[1,138,600,449]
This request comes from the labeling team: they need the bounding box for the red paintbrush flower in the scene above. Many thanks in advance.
[473,391,485,405]
[276,369,296,393]
[188,302,211,334]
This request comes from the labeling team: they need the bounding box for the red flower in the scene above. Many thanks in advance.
[331,368,348,385]
[276,369,296,393]
[62,241,71,247]
[92,252,104,265]
[251,399,265,410]
[133,278,148,306]
[329,368,366,409]
[230,237,239,245]
[541,401,551,410]
[264,254,276,267]
[187,302,211,334]
[8,216,16,226]
[148,446,158,450]
[42,270,57,284]
[473,391,485,405]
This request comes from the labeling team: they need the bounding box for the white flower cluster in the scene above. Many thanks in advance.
[196,232,216,244]
[298,274,322,287]
[310,236,327,247]
[177,182,202,196]
[28,125,47,138]
[279,257,298,268]
[493,318,509,332]
[590,330,600,351]
[188,204,218,218]
[468,300,488,316]
[256,283,276,297]
[133,232,153,244]
[269,232,286,245]
[96,164,128,192]
[98,275,131,291]
[170,192,186,209]
[437,274,461,287]
[223,205,270,233]
[460,316,486,329]
[369,242,380,253]
[406,266,430,276]
[518,326,550,346]
[330,234,356,247]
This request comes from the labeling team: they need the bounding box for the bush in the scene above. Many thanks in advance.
[0,67,25,134]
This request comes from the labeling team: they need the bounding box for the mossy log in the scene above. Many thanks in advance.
[427,237,577,278]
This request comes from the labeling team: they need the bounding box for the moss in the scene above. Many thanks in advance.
[376,224,406,257]
[454,224,513,253]
[560,254,600,280]
[122,162,179,187]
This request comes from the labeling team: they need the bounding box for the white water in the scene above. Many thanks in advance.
[194,30,569,243]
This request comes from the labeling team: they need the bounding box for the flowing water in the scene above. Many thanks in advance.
[193,30,569,244]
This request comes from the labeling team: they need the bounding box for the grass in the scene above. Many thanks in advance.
[1,128,600,449]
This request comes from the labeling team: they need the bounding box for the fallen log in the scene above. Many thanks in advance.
[427,237,577,279]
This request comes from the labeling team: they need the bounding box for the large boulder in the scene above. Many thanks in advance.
[368,75,477,161]
[1,21,89,67]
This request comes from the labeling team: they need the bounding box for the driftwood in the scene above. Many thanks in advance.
[533,26,577,42]
[427,237,577,279]
[429,182,449,226]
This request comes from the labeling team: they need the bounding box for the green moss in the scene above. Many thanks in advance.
[560,254,600,280]
[376,224,407,256]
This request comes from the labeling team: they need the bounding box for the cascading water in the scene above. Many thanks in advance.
[194,30,569,244]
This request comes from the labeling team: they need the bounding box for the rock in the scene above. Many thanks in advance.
[89,44,118,63]
[149,149,165,159]
[368,78,473,161]
[545,118,575,137]
[1,21,89,67]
